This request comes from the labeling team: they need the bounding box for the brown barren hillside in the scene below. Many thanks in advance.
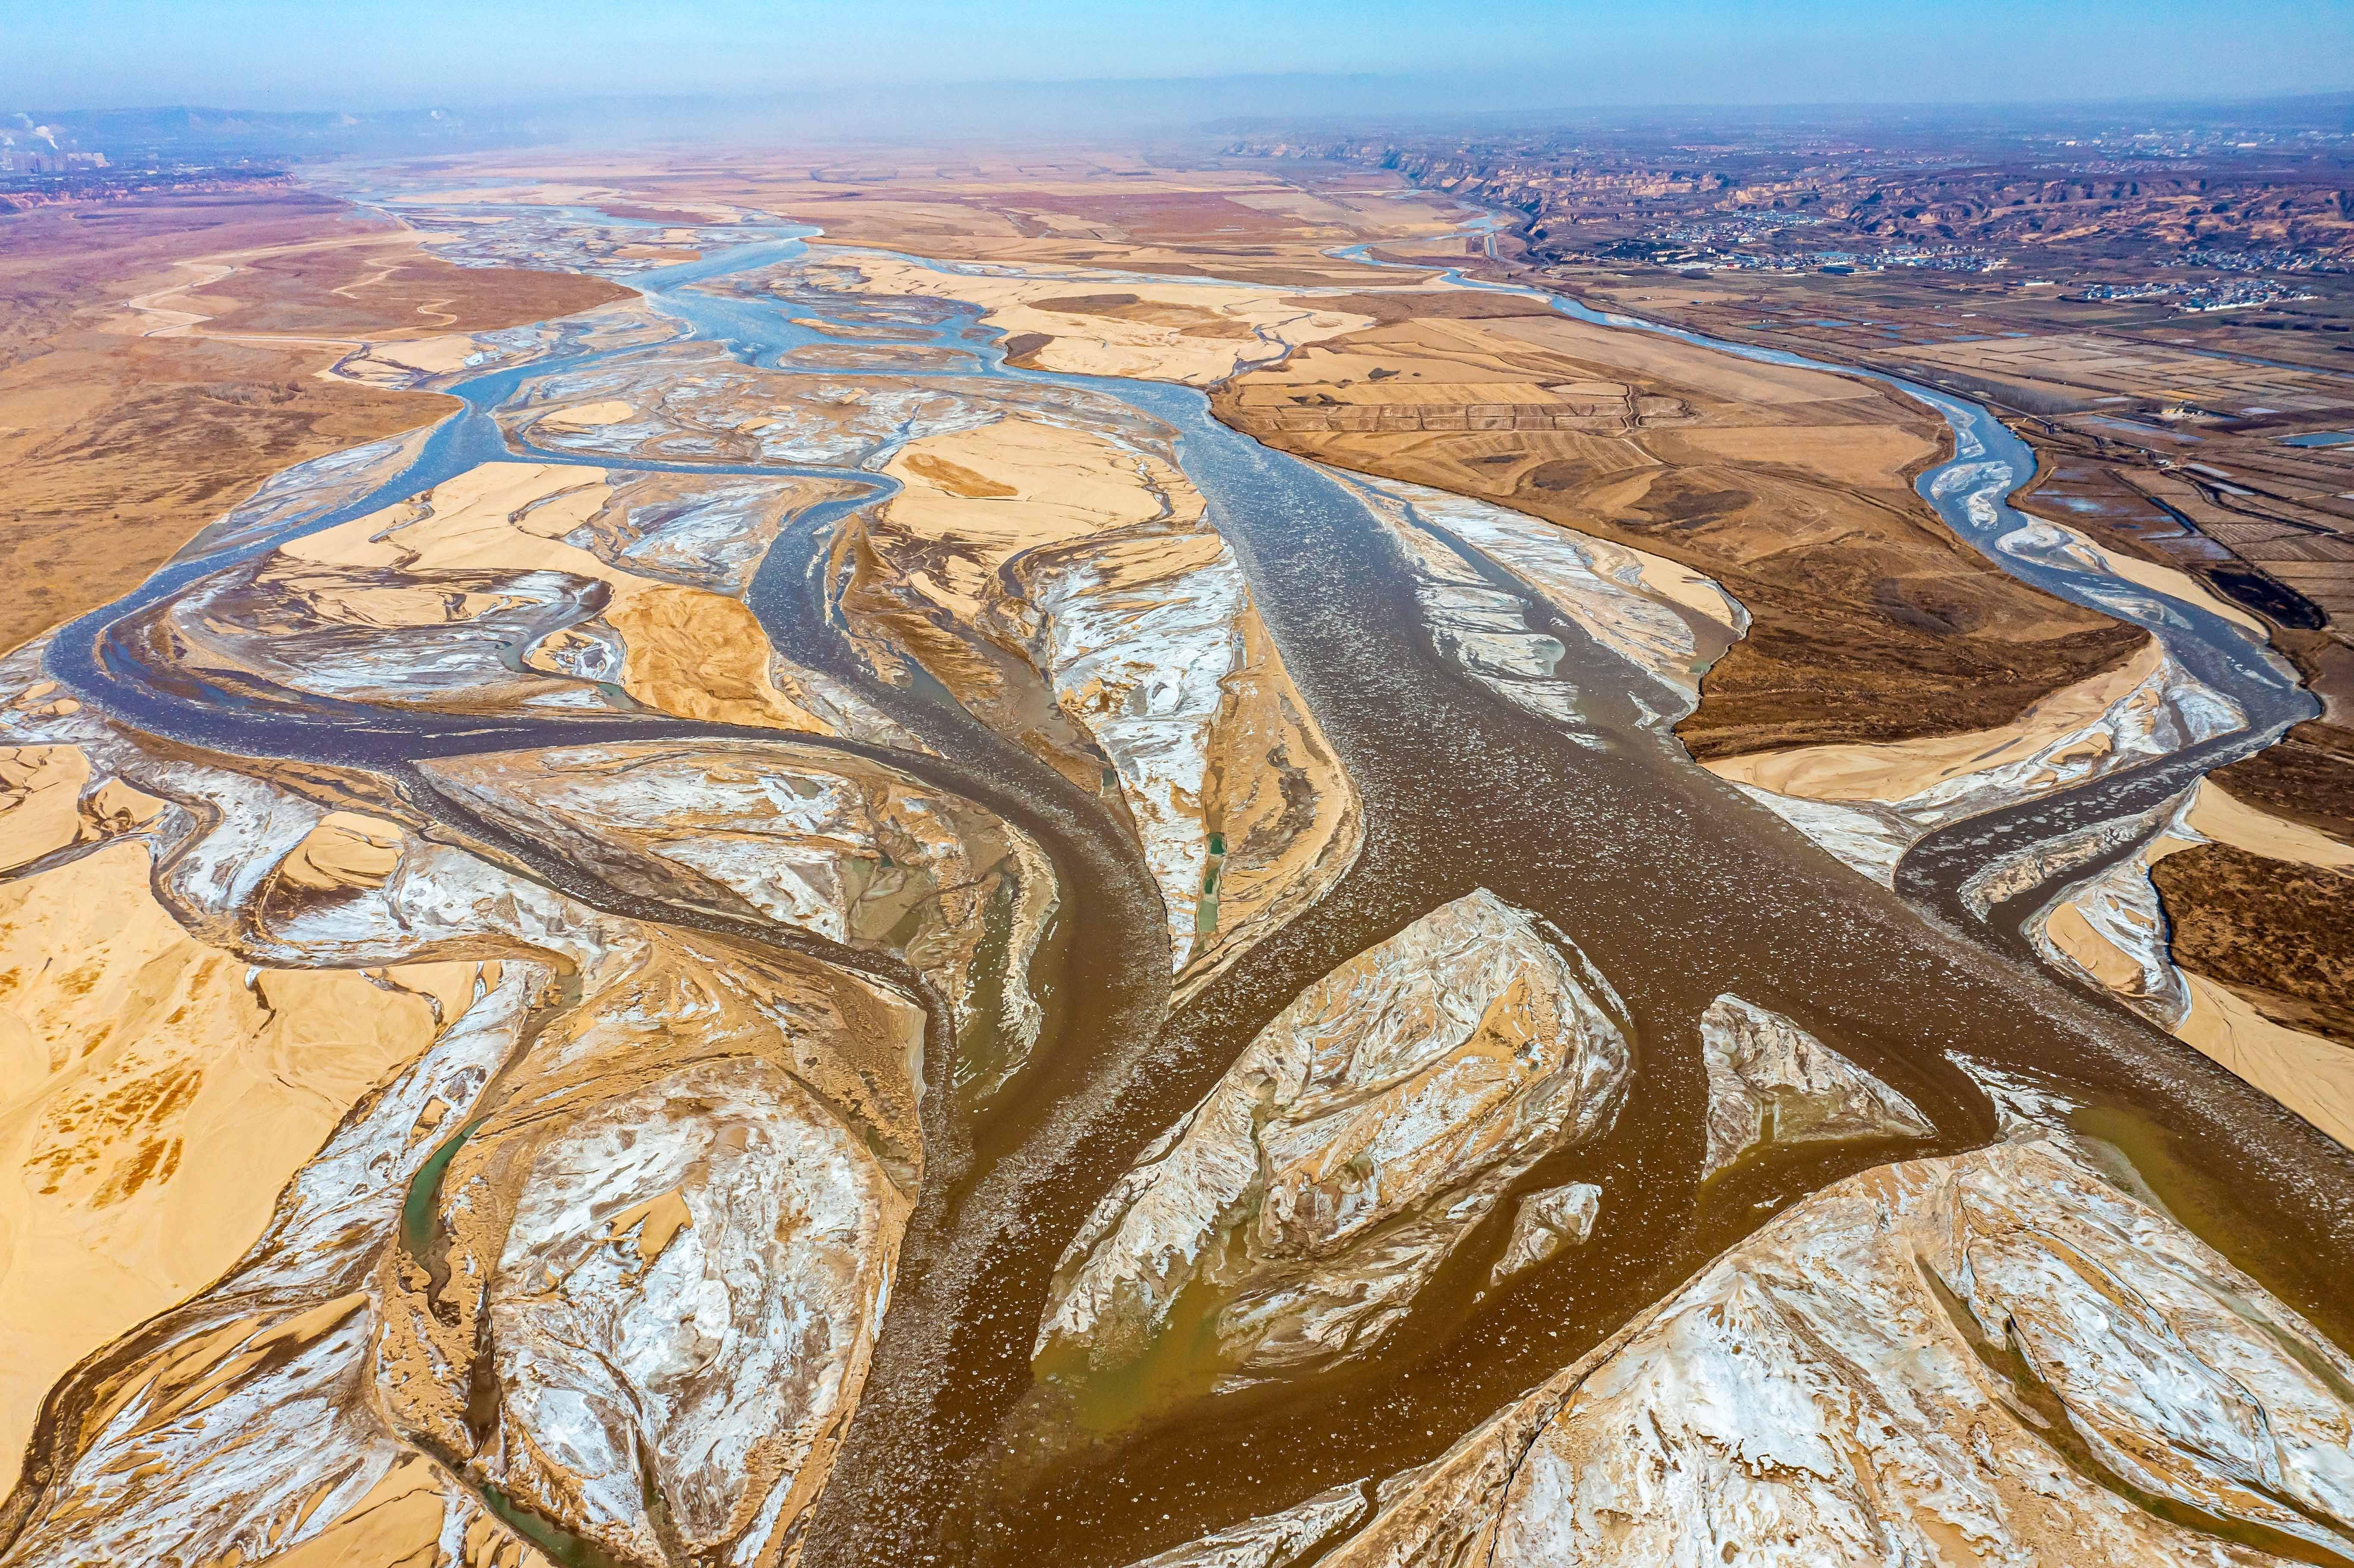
[0,190,629,653]
[1213,299,2148,757]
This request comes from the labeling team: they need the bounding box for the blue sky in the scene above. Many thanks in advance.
[7,0,2351,112]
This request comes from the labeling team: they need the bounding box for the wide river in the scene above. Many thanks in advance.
[38,206,2353,1568]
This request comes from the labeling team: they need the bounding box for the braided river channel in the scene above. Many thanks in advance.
[34,203,2354,1567]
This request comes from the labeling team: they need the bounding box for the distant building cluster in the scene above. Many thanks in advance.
[2058,159,2207,175]
[2176,278,2321,311]
[1658,213,1828,246]
[1,115,110,179]
[1623,238,2008,275]
[2071,281,2178,302]
[1868,246,2010,273]
[0,146,106,176]
[1613,208,2013,275]
[2071,277,2318,311]
[2161,246,2348,275]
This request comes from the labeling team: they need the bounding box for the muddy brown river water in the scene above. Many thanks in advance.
[32,210,2354,1568]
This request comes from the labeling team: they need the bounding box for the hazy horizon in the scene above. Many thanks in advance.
[10,0,2354,124]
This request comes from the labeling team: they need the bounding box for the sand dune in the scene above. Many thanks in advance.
[0,836,486,1492]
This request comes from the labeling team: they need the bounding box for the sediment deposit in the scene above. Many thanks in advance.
[1697,993,1934,1178]
[421,740,1055,1098]
[1712,636,2243,883]
[1035,889,1630,1416]
[814,253,1386,385]
[378,938,923,1568]
[1211,292,2152,759]
[1488,1182,1603,1285]
[0,696,931,1567]
[1133,1136,2354,1568]
[5,155,2350,1568]
[838,411,1359,988]
[140,460,884,733]
[2034,778,2354,1148]
[0,196,631,654]
[1354,474,1747,733]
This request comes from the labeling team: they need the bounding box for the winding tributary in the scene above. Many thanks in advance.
[28,201,2354,1568]
[1542,302,2316,935]
[1333,233,2317,912]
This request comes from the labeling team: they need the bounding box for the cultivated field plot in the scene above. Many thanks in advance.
[1901,331,2354,417]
